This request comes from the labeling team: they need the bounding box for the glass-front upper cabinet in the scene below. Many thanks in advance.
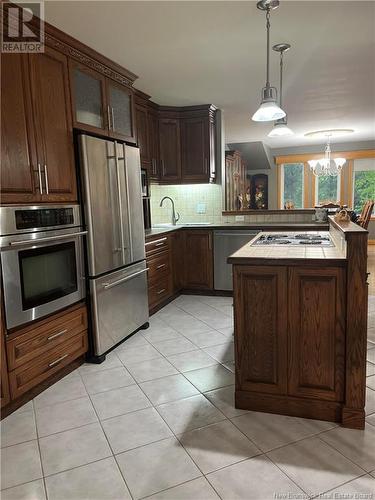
[70,63,107,133]
[70,62,135,143]
[107,80,135,143]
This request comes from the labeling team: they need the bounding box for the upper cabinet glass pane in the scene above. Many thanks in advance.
[73,68,103,128]
[109,85,132,137]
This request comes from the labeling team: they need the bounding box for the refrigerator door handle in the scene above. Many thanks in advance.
[123,153,134,262]
[102,268,149,290]
[114,143,126,265]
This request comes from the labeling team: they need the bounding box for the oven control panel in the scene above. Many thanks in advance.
[15,208,74,230]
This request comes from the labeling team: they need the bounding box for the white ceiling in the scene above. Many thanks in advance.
[45,1,375,148]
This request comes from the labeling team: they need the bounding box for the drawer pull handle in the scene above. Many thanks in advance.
[157,288,166,295]
[155,242,165,247]
[47,329,68,341]
[145,237,167,246]
[48,354,68,368]
[156,264,166,269]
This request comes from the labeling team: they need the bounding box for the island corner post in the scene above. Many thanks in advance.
[229,219,369,429]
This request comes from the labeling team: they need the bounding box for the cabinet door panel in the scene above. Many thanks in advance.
[148,108,160,179]
[159,119,181,182]
[183,231,213,290]
[1,53,39,203]
[181,117,208,182]
[135,104,150,168]
[288,267,346,402]
[107,81,135,143]
[70,62,107,133]
[234,266,288,395]
[30,47,77,201]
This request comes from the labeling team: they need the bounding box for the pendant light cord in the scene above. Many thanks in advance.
[266,8,271,88]
[279,51,283,107]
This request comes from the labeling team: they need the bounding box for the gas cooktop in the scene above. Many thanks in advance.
[252,232,333,247]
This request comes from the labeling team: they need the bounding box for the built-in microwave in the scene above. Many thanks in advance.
[0,205,86,331]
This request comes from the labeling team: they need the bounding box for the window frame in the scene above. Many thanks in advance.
[276,149,375,213]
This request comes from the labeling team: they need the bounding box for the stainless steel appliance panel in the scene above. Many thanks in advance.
[121,145,146,263]
[214,230,259,291]
[90,261,149,356]
[1,228,86,329]
[80,135,125,276]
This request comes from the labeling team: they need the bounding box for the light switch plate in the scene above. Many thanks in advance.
[235,215,245,222]
[196,203,206,214]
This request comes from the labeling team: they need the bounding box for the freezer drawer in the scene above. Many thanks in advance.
[214,230,260,291]
[90,261,149,356]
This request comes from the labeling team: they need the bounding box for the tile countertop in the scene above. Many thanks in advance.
[227,231,347,265]
[145,222,329,239]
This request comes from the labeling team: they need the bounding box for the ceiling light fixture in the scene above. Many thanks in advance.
[308,134,346,177]
[252,0,286,122]
[268,43,293,137]
[304,129,354,139]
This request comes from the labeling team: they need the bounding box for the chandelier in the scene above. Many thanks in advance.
[252,0,286,122]
[308,135,346,177]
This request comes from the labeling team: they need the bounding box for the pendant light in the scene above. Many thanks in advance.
[252,0,286,122]
[268,43,294,137]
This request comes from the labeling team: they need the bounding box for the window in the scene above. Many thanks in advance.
[315,174,341,206]
[353,158,375,214]
[280,163,304,209]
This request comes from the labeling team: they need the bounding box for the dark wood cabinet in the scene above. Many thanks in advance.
[234,266,288,395]
[183,231,213,290]
[1,49,76,204]
[145,235,173,313]
[70,62,136,144]
[1,315,10,409]
[29,47,77,202]
[69,61,108,135]
[181,106,217,183]
[233,263,347,423]
[106,80,135,143]
[1,53,39,204]
[288,267,346,402]
[170,231,184,293]
[135,103,150,168]
[148,107,160,180]
[159,118,182,183]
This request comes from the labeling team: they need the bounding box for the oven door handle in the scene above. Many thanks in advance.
[8,231,88,248]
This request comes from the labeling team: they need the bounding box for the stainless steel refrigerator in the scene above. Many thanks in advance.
[79,134,149,360]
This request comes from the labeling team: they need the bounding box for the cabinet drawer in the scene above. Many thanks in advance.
[8,331,88,400]
[145,236,169,257]
[7,305,87,370]
[147,252,171,284]
[148,275,172,309]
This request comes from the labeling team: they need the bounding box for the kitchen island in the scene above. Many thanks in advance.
[228,218,369,429]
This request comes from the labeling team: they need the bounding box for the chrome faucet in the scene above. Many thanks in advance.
[159,196,180,226]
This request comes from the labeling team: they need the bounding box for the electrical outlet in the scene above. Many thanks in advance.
[235,215,245,222]
[196,203,206,214]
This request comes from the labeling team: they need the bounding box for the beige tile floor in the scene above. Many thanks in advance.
[1,294,375,500]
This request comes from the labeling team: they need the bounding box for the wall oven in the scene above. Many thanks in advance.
[0,205,86,331]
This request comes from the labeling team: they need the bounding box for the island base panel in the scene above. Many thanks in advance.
[235,390,363,427]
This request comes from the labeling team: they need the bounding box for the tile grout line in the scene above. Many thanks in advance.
[75,368,136,500]
[32,398,49,500]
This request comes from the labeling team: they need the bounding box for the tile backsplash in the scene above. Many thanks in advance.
[150,184,223,224]
[150,184,315,225]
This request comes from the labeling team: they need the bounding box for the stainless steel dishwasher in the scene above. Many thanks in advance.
[214,230,260,291]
